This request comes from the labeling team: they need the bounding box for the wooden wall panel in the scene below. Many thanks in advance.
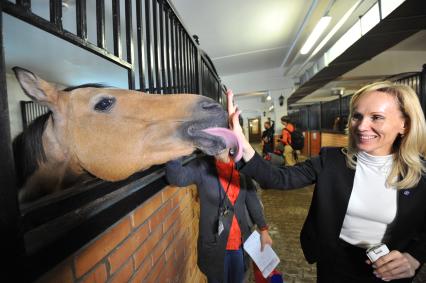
[321,132,348,148]
[309,131,321,156]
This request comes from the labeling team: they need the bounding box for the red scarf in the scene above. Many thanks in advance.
[215,158,241,250]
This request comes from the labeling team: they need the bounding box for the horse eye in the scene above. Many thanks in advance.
[94,97,116,112]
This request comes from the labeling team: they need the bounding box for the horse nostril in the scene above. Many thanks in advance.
[200,101,221,111]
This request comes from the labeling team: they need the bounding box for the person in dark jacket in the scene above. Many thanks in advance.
[166,148,272,283]
[227,82,426,282]
[261,120,275,158]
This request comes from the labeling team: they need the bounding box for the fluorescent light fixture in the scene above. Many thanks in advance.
[300,16,331,55]
[381,0,405,19]
[360,3,380,35]
[326,20,361,63]
[312,0,361,56]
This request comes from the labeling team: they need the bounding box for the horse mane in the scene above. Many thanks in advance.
[63,83,109,92]
[13,113,50,188]
[13,83,108,189]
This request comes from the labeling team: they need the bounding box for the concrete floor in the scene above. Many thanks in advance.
[246,144,426,283]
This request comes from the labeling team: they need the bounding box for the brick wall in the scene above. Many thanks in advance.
[36,185,206,283]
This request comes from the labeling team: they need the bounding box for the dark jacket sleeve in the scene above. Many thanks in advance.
[244,176,267,229]
[165,158,202,187]
[240,152,322,190]
[403,180,426,263]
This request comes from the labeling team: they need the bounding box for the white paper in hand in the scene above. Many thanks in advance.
[243,230,280,278]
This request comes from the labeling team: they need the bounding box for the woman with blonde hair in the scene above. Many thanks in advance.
[228,82,426,282]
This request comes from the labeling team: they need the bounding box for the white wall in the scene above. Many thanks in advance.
[221,67,296,141]
[6,72,66,140]
[6,72,29,140]
[221,68,295,95]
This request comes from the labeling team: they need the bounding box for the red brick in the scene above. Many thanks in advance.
[133,226,162,268]
[178,191,192,213]
[157,254,176,283]
[129,257,151,283]
[152,228,175,263]
[144,255,166,283]
[75,217,132,278]
[109,259,133,283]
[108,223,149,274]
[162,186,178,203]
[80,263,107,283]
[132,192,162,228]
[162,206,180,234]
[149,201,172,232]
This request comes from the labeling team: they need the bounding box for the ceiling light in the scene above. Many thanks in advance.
[312,1,361,56]
[266,94,272,101]
[300,16,331,55]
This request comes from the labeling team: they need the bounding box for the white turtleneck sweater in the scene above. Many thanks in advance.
[339,151,397,248]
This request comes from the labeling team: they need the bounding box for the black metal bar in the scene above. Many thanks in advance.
[159,0,166,94]
[0,3,22,280]
[96,0,105,49]
[152,0,160,93]
[112,0,122,58]
[188,43,194,93]
[176,25,182,92]
[181,33,186,92]
[136,0,145,91]
[145,0,154,93]
[76,0,87,40]
[16,0,31,10]
[183,34,189,92]
[192,45,198,93]
[170,15,177,93]
[187,38,192,93]
[165,7,172,94]
[196,48,202,95]
[125,0,135,90]
[50,0,63,29]
[3,2,132,69]
[20,101,27,129]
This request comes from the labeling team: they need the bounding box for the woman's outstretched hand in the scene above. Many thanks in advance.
[226,89,256,161]
[369,251,420,281]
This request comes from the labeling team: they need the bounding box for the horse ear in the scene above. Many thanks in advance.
[12,67,58,108]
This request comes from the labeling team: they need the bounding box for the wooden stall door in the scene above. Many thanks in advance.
[248,117,261,143]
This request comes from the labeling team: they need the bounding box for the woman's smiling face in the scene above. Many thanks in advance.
[350,91,406,156]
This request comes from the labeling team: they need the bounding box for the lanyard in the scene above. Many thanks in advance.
[217,165,234,215]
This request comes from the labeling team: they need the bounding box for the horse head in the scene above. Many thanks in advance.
[13,67,241,203]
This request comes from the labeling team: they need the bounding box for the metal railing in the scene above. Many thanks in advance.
[287,66,426,132]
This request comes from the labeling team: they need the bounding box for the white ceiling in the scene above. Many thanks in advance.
[170,0,376,76]
[170,0,426,102]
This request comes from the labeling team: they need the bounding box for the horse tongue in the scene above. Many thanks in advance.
[202,127,243,162]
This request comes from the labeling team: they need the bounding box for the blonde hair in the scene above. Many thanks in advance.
[343,81,426,189]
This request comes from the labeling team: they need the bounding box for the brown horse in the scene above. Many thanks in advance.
[12,67,241,203]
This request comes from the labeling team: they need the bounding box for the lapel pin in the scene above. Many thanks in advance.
[403,190,410,196]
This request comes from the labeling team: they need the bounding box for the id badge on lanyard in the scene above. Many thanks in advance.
[217,206,231,236]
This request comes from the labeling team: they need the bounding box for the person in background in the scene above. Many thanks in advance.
[228,81,426,282]
[279,116,297,166]
[261,120,275,159]
[166,148,273,283]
